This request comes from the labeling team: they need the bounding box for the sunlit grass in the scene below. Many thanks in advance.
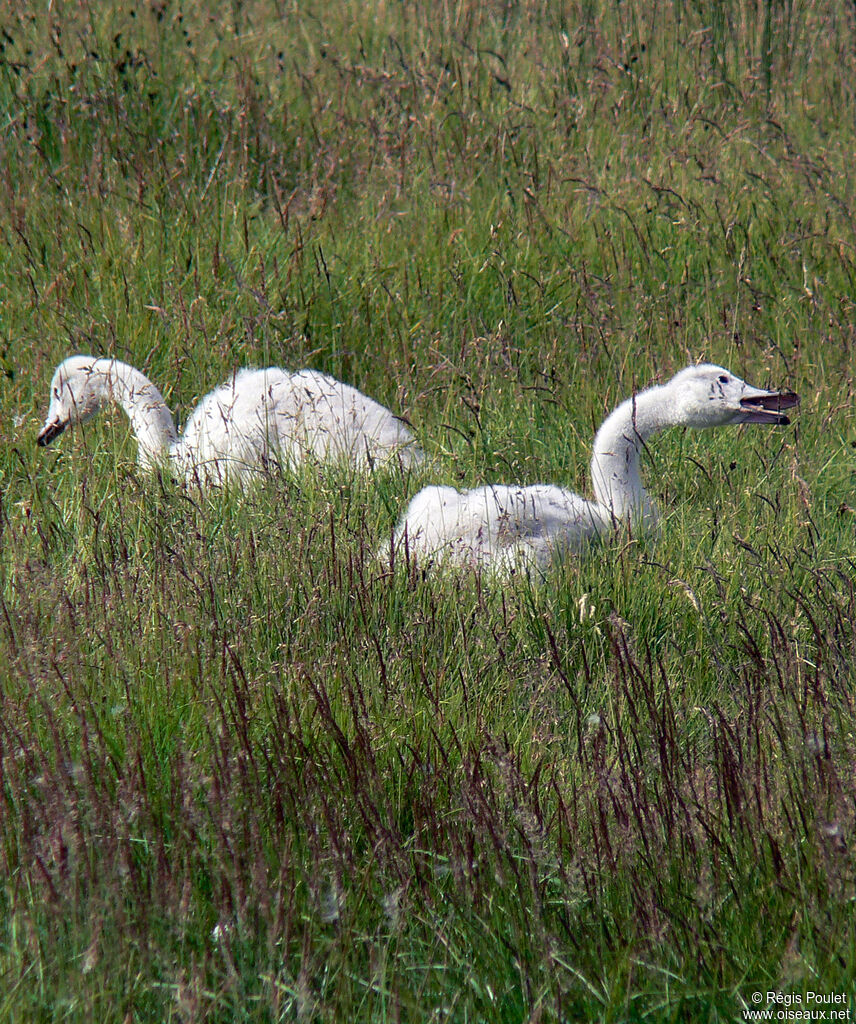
[2,0,856,1020]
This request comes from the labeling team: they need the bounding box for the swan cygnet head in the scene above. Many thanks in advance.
[663,364,799,429]
[37,356,177,471]
[37,356,106,446]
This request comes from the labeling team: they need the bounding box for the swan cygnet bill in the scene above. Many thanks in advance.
[386,364,799,572]
[37,355,423,485]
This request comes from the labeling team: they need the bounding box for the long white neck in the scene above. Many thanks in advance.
[590,383,678,527]
[92,360,178,469]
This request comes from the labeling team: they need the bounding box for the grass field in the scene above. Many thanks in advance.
[2,1,856,1020]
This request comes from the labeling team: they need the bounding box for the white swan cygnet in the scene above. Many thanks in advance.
[38,355,423,485]
[386,364,799,572]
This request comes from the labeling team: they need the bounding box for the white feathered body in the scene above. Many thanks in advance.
[38,356,422,486]
[177,368,421,484]
[386,364,797,572]
[395,484,612,570]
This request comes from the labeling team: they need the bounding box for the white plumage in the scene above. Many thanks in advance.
[38,356,422,485]
[385,364,798,572]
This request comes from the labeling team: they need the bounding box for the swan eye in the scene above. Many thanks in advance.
[718,374,729,384]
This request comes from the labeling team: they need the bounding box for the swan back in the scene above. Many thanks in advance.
[390,484,610,570]
[286,370,422,469]
[174,368,422,484]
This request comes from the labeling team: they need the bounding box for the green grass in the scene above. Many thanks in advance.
[2,0,856,1019]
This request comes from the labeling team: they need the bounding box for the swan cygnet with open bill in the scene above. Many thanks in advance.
[37,356,423,485]
[384,364,799,573]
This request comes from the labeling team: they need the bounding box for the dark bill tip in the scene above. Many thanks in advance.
[37,420,66,446]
